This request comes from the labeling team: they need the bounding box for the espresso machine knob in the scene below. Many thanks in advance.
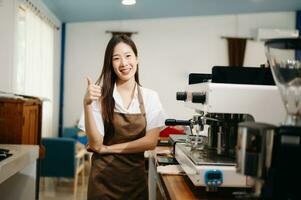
[176,92,187,101]
[192,92,206,103]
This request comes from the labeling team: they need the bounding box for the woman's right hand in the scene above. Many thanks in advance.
[84,76,101,105]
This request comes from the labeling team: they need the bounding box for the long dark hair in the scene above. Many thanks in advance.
[96,35,140,143]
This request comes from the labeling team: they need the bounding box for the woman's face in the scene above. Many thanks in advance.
[112,42,138,83]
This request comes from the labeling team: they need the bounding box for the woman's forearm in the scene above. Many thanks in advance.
[102,128,160,154]
[84,104,103,149]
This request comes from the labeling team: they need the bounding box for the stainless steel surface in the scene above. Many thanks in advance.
[177,143,235,166]
[217,126,222,155]
[175,142,248,187]
[201,113,250,157]
[236,122,275,179]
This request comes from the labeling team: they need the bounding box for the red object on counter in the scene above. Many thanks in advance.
[160,127,185,137]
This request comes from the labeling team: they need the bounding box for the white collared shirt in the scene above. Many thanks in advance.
[78,84,167,136]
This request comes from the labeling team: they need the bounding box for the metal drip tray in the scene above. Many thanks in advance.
[177,143,235,166]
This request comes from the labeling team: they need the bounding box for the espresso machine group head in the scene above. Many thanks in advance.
[236,38,301,200]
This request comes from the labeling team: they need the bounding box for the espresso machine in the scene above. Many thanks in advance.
[236,38,301,199]
[166,66,286,191]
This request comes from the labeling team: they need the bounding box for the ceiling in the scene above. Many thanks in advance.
[42,0,301,23]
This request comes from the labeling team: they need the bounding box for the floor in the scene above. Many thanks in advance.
[39,163,90,200]
[39,177,88,200]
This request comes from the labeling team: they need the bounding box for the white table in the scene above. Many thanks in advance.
[0,144,39,200]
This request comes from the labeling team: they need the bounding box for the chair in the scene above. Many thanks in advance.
[62,127,88,145]
[40,137,85,194]
[63,127,91,163]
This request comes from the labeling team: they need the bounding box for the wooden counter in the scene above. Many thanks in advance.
[149,145,249,200]
[161,174,197,200]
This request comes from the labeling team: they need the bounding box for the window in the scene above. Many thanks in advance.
[13,4,55,137]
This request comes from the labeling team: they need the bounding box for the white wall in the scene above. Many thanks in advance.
[0,0,16,92]
[64,12,295,127]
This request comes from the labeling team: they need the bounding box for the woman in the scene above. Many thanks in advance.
[78,35,166,199]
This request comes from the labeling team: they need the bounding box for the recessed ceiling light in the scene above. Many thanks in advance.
[122,0,136,6]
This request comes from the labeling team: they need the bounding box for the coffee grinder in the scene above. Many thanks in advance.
[236,38,301,199]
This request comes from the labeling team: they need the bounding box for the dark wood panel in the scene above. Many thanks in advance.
[0,97,42,147]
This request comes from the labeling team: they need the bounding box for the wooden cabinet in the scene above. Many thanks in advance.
[0,96,43,200]
[0,97,42,146]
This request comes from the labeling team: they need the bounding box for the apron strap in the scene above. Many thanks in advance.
[137,85,145,114]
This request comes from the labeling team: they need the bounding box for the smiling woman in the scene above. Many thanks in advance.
[77,34,167,199]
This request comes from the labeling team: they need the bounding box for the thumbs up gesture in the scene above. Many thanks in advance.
[84,76,101,105]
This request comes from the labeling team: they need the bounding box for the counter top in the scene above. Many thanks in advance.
[0,144,39,184]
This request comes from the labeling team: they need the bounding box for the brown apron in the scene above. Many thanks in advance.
[88,86,148,200]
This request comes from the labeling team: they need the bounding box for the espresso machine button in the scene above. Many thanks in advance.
[176,92,187,101]
[192,92,206,103]
[204,170,223,192]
